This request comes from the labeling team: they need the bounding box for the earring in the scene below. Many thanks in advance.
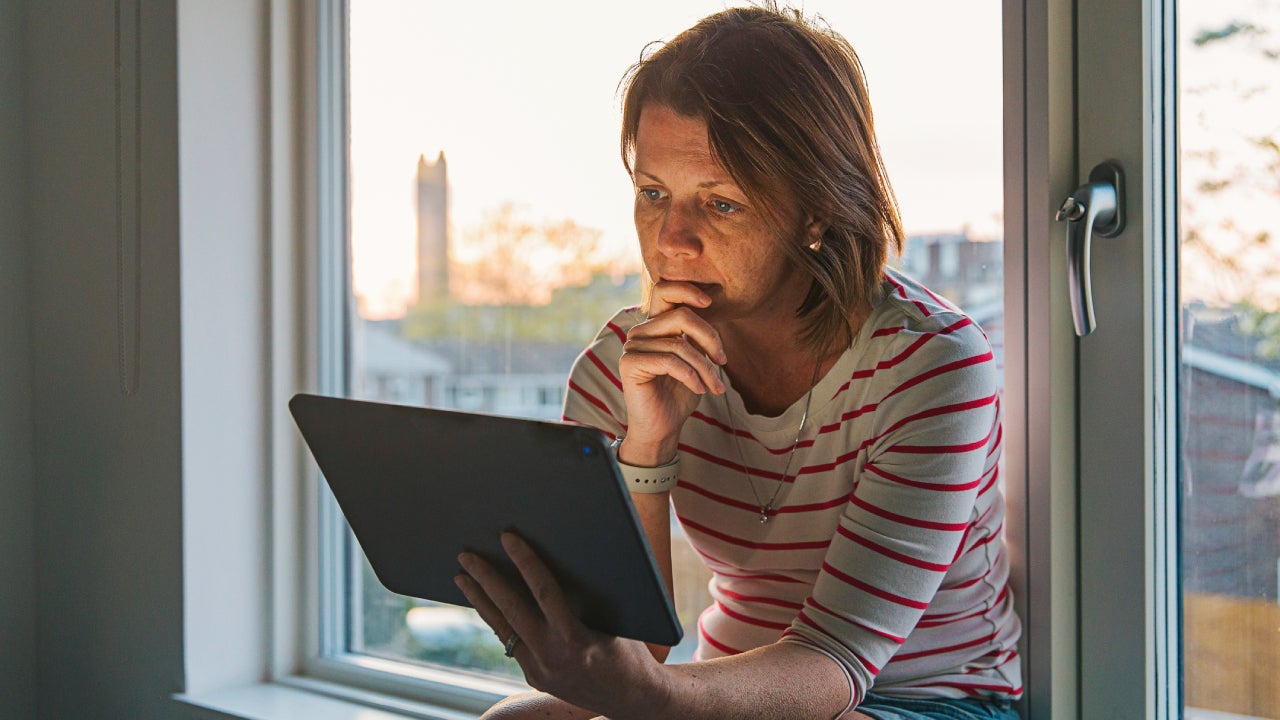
[809,239,822,252]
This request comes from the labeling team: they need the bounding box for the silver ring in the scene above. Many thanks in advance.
[503,632,521,658]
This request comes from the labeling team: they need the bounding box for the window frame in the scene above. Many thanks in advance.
[278,1,1185,718]
[1073,0,1182,717]
[999,0,1081,716]
[288,0,528,713]
[1006,0,1182,718]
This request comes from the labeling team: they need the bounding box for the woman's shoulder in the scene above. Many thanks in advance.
[582,305,646,355]
[875,270,992,349]
[563,306,644,429]
[862,269,999,383]
[566,305,646,382]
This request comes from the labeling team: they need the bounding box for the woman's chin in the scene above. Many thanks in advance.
[689,299,743,325]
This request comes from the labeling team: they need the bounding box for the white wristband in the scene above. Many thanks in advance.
[611,436,678,493]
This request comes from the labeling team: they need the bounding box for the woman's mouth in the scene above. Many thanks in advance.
[661,277,719,294]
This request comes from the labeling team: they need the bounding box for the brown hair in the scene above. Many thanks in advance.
[620,3,904,353]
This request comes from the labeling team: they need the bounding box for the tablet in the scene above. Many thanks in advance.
[288,393,683,646]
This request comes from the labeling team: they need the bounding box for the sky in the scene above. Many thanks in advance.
[348,1,1004,318]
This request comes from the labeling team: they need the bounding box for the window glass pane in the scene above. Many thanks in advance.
[1179,2,1280,718]
[339,0,1002,680]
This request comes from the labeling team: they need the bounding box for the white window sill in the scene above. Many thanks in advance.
[176,677,480,720]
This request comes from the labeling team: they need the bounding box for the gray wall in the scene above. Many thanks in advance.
[26,1,186,718]
[9,1,277,717]
[0,0,36,718]
[7,0,301,716]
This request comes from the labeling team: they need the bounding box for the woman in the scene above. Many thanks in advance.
[455,5,1022,719]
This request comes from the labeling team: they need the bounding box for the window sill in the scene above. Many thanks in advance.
[176,677,480,720]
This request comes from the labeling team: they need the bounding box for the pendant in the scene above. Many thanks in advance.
[759,505,771,524]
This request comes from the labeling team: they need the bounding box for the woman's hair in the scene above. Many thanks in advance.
[620,2,904,353]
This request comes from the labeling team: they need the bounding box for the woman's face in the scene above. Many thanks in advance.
[631,104,816,327]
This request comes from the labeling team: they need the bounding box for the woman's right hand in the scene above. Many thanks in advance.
[616,281,727,466]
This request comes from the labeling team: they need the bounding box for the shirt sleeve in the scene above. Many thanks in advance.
[560,307,642,440]
[780,313,1002,704]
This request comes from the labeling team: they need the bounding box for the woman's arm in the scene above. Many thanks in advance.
[649,642,856,720]
[482,642,866,720]
[480,691,598,720]
[457,533,861,720]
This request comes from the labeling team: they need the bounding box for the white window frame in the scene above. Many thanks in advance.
[279,0,527,715]
[1073,0,1181,717]
[1006,0,1180,718]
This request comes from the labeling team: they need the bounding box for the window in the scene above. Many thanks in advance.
[1062,1,1280,717]
[312,0,1001,711]
[1178,2,1280,717]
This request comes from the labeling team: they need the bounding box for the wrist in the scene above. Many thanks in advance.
[616,436,678,467]
[614,659,676,720]
[612,436,678,493]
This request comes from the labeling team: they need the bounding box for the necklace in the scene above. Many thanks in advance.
[720,361,821,524]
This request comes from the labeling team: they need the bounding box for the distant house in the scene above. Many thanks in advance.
[352,319,453,405]
[358,272,642,420]
[414,335,580,419]
[355,319,582,420]
[898,230,1004,312]
[1181,308,1280,601]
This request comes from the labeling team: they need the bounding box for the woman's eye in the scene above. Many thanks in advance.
[711,199,739,214]
[639,188,664,201]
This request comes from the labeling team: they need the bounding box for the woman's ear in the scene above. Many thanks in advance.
[804,216,829,252]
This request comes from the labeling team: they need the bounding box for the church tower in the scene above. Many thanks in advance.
[416,151,449,303]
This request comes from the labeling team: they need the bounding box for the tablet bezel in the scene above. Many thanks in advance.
[289,392,683,647]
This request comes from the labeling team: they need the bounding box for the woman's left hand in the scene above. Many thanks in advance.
[455,533,672,719]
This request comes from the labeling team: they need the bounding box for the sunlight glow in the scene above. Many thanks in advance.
[350,1,1003,318]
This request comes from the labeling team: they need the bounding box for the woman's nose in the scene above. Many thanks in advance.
[655,200,702,258]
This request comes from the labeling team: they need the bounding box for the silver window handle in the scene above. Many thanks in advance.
[1055,161,1125,336]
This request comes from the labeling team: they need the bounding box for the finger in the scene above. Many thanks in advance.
[620,349,717,396]
[501,533,581,633]
[621,336,726,394]
[457,551,544,640]
[629,307,726,365]
[644,280,712,319]
[453,570,513,641]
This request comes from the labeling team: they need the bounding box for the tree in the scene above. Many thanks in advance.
[401,272,642,345]
[401,202,642,345]
[1180,12,1280,312]
[1180,7,1280,362]
[449,202,634,306]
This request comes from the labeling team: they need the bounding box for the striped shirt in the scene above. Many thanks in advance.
[563,269,1022,705]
